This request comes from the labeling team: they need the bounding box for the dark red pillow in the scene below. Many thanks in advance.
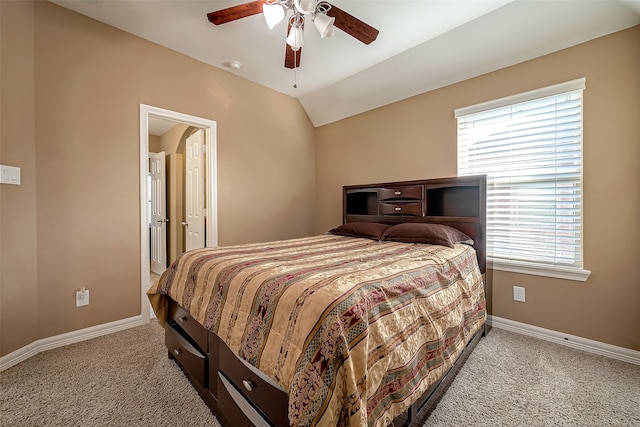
[382,223,473,248]
[328,222,390,240]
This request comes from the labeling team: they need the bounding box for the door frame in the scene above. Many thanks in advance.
[139,104,218,322]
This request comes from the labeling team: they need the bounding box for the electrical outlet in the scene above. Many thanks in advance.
[76,288,90,307]
[513,286,525,302]
[0,165,21,185]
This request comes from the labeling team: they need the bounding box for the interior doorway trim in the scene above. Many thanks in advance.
[139,104,218,323]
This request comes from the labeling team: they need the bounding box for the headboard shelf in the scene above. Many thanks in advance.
[344,214,480,224]
[425,185,480,217]
[344,176,486,220]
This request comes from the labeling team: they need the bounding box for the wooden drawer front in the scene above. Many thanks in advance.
[208,333,221,399]
[217,373,269,427]
[219,342,289,427]
[165,324,207,387]
[169,300,208,352]
[378,185,423,201]
[379,201,424,216]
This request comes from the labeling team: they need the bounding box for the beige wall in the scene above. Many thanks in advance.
[0,1,40,356]
[158,123,190,155]
[0,1,315,356]
[315,26,640,351]
[148,135,161,153]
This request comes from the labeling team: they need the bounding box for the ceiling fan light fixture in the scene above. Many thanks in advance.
[286,25,304,51]
[313,13,335,38]
[263,3,285,29]
[207,0,379,72]
[294,0,317,15]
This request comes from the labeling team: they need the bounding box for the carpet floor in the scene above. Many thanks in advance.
[1,322,638,426]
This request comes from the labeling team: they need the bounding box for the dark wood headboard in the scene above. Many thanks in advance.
[343,175,487,274]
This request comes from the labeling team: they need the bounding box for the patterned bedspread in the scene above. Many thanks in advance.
[148,235,486,427]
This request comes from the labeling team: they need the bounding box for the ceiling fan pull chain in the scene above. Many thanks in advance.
[293,49,298,88]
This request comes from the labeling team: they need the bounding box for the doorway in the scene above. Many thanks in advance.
[148,126,205,274]
[139,104,218,322]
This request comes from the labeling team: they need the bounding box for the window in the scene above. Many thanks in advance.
[456,79,590,281]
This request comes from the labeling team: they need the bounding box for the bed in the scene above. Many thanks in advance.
[148,175,490,427]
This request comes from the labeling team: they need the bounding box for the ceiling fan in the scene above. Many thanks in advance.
[207,0,379,69]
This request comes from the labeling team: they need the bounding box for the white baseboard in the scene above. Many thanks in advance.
[3,315,637,372]
[0,315,147,372]
[491,316,640,366]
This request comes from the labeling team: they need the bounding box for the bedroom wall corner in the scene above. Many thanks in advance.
[0,0,40,357]
[0,0,316,360]
[314,25,640,352]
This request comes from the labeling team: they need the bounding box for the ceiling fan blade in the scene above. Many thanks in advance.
[326,3,379,45]
[207,0,266,25]
[285,45,302,69]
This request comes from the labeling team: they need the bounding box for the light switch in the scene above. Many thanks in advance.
[0,165,21,185]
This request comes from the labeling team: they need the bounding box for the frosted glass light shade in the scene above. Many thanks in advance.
[294,0,316,15]
[313,13,335,38]
[286,26,304,51]
[263,4,285,29]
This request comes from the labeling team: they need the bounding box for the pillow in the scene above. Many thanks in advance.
[328,222,390,240]
[381,223,473,248]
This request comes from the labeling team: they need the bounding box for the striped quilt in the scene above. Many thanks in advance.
[148,235,486,427]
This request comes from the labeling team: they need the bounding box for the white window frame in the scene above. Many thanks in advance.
[456,79,591,282]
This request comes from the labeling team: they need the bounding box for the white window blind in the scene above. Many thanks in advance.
[456,79,586,272]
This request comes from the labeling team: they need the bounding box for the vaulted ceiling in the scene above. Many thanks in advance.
[52,0,640,127]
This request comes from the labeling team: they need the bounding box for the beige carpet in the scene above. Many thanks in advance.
[1,322,638,426]
[0,322,220,427]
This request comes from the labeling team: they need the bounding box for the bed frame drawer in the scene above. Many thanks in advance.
[165,324,207,387]
[218,341,289,427]
[217,373,270,427]
[379,201,424,216]
[378,185,423,201]
[169,300,208,352]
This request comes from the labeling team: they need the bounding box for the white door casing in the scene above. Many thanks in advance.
[140,104,218,324]
[150,151,167,275]
[185,129,205,251]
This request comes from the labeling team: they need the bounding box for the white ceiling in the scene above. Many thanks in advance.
[52,0,640,127]
[148,116,181,137]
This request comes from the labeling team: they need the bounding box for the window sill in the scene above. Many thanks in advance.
[489,259,591,282]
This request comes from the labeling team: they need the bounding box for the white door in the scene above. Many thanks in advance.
[150,152,167,274]
[185,129,205,251]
